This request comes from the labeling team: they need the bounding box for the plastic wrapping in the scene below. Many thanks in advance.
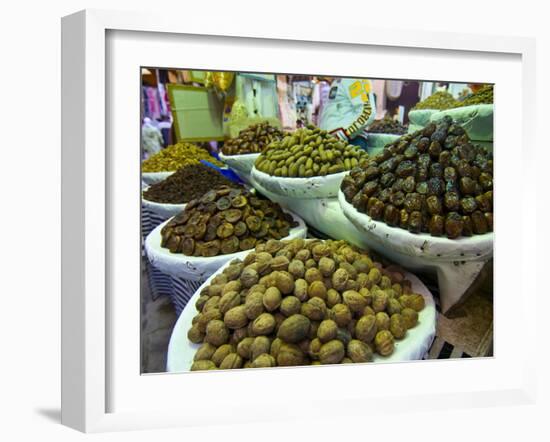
[145,210,307,281]
[166,260,436,372]
[218,152,260,184]
[407,109,440,128]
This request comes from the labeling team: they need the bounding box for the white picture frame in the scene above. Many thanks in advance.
[61,9,537,433]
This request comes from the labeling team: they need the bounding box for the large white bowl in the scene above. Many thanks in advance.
[141,196,186,219]
[218,151,260,183]
[250,167,349,199]
[141,171,174,185]
[145,210,307,281]
[166,260,437,372]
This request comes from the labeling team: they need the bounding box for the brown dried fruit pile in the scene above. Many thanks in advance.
[143,163,236,204]
[367,115,408,135]
[160,186,298,257]
[187,239,426,371]
[341,116,493,239]
[222,122,285,155]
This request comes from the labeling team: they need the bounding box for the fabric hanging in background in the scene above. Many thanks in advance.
[311,81,331,126]
[385,80,404,100]
[371,79,387,119]
[277,75,297,131]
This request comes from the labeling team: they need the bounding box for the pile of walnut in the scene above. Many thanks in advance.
[187,239,425,370]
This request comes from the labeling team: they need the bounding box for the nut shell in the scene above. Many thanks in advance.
[277,314,311,343]
[347,339,373,363]
[319,340,345,364]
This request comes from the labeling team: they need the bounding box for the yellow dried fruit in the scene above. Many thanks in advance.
[202,296,221,313]
[218,291,241,314]
[270,337,283,359]
[402,293,426,312]
[326,288,341,308]
[224,305,249,329]
[304,267,323,284]
[387,298,402,316]
[308,280,328,300]
[342,290,367,314]
[332,303,352,327]
[275,271,295,295]
[250,336,272,361]
[197,308,222,333]
[236,336,255,359]
[390,314,407,339]
[355,315,377,343]
[193,342,217,361]
[375,312,390,331]
[295,249,311,262]
[368,267,382,285]
[374,330,394,356]
[317,319,338,343]
[245,291,265,320]
[318,257,336,277]
[401,307,418,329]
[205,319,229,346]
[187,324,204,344]
[211,344,235,366]
[288,259,305,278]
[347,339,373,363]
[294,278,309,301]
[271,255,290,272]
[372,290,389,312]
[240,266,259,288]
[319,340,345,364]
[280,296,302,317]
[251,353,276,368]
[332,268,349,291]
[252,313,276,335]
[190,360,217,371]
[379,275,392,289]
[277,314,311,343]
[301,297,327,321]
[219,353,243,369]
[263,286,282,311]
[277,343,307,366]
[308,338,322,359]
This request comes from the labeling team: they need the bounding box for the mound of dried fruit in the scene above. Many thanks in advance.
[221,122,285,155]
[143,163,237,204]
[367,115,408,135]
[341,116,493,238]
[456,84,493,107]
[142,141,223,172]
[187,239,426,370]
[160,186,298,256]
[412,91,459,111]
[254,125,369,177]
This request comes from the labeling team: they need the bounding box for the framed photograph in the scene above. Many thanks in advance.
[61,9,536,433]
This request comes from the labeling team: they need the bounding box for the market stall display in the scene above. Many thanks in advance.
[142,141,224,184]
[341,116,493,239]
[166,239,436,372]
[456,85,493,107]
[367,115,408,135]
[251,125,369,198]
[159,186,298,256]
[221,121,285,155]
[255,126,369,177]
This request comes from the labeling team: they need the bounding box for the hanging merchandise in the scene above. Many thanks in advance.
[385,80,404,100]
[276,75,297,130]
[319,78,376,148]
